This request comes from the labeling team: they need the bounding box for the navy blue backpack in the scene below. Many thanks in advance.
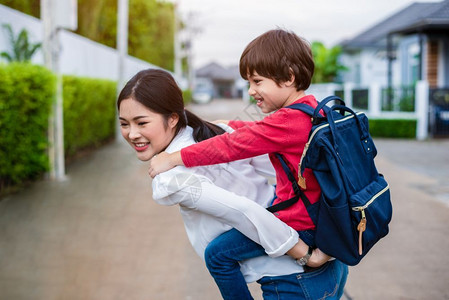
[268,95,392,266]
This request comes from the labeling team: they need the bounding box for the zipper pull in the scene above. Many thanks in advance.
[357,209,367,255]
[297,144,309,189]
[298,172,306,189]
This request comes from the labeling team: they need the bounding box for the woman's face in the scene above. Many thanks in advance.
[119,98,178,161]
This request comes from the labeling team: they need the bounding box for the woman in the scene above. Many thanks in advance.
[117,68,347,299]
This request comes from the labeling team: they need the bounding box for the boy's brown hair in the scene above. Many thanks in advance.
[239,29,314,91]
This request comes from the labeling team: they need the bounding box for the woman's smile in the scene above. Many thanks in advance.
[133,142,150,152]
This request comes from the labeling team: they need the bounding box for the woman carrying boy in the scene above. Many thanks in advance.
[149,29,349,299]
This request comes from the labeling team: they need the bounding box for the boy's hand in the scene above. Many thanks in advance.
[148,151,182,178]
[306,248,331,268]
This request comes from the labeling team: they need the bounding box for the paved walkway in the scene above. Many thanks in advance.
[0,99,448,300]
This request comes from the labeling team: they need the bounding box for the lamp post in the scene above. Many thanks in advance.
[174,1,182,79]
[116,0,129,140]
[41,0,77,181]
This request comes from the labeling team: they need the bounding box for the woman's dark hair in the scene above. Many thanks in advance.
[117,68,224,142]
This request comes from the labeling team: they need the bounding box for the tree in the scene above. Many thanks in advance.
[127,0,174,70]
[74,0,174,70]
[75,0,117,49]
[0,0,40,17]
[1,0,175,70]
[311,41,347,83]
[0,24,41,62]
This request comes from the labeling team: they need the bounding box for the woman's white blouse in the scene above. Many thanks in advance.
[152,126,304,282]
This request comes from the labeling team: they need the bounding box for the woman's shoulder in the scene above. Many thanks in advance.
[165,126,196,153]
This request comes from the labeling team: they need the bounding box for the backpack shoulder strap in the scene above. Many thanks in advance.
[267,153,312,213]
[267,102,323,213]
[285,103,315,116]
[285,102,327,125]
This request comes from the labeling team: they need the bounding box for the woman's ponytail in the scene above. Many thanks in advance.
[185,109,225,142]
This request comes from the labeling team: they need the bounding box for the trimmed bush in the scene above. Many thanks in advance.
[0,65,117,194]
[369,118,416,138]
[63,76,117,157]
[0,63,55,189]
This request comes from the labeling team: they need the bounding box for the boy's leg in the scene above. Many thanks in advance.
[204,228,266,300]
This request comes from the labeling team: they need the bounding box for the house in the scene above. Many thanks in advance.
[339,0,449,137]
[340,0,449,89]
[195,62,247,99]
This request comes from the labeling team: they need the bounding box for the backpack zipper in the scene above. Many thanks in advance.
[297,112,364,189]
[352,184,389,211]
[352,184,390,255]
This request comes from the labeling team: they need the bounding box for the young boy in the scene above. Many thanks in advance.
[150,29,343,299]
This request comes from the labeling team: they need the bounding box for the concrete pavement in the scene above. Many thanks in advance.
[0,99,448,300]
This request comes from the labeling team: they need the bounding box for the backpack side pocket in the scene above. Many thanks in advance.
[350,175,392,257]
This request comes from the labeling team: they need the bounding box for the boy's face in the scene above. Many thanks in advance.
[247,71,300,114]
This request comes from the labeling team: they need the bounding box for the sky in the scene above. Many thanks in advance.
[176,0,440,69]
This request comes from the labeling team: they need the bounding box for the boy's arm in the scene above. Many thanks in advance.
[228,119,257,129]
[148,110,305,177]
[211,119,256,129]
[148,118,277,177]
[148,145,276,179]
[217,122,276,178]
[181,110,292,168]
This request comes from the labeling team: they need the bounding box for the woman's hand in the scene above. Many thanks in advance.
[148,151,182,178]
[307,248,331,268]
[286,239,309,260]
[286,240,331,268]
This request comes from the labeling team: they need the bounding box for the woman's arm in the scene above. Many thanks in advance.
[152,168,299,257]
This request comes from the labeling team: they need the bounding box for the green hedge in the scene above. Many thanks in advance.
[62,76,116,157]
[0,63,55,188]
[0,64,117,194]
[369,118,417,138]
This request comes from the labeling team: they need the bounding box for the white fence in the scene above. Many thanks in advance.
[307,81,429,140]
[0,4,162,81]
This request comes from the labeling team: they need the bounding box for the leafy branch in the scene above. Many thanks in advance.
[1,23,41,62]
